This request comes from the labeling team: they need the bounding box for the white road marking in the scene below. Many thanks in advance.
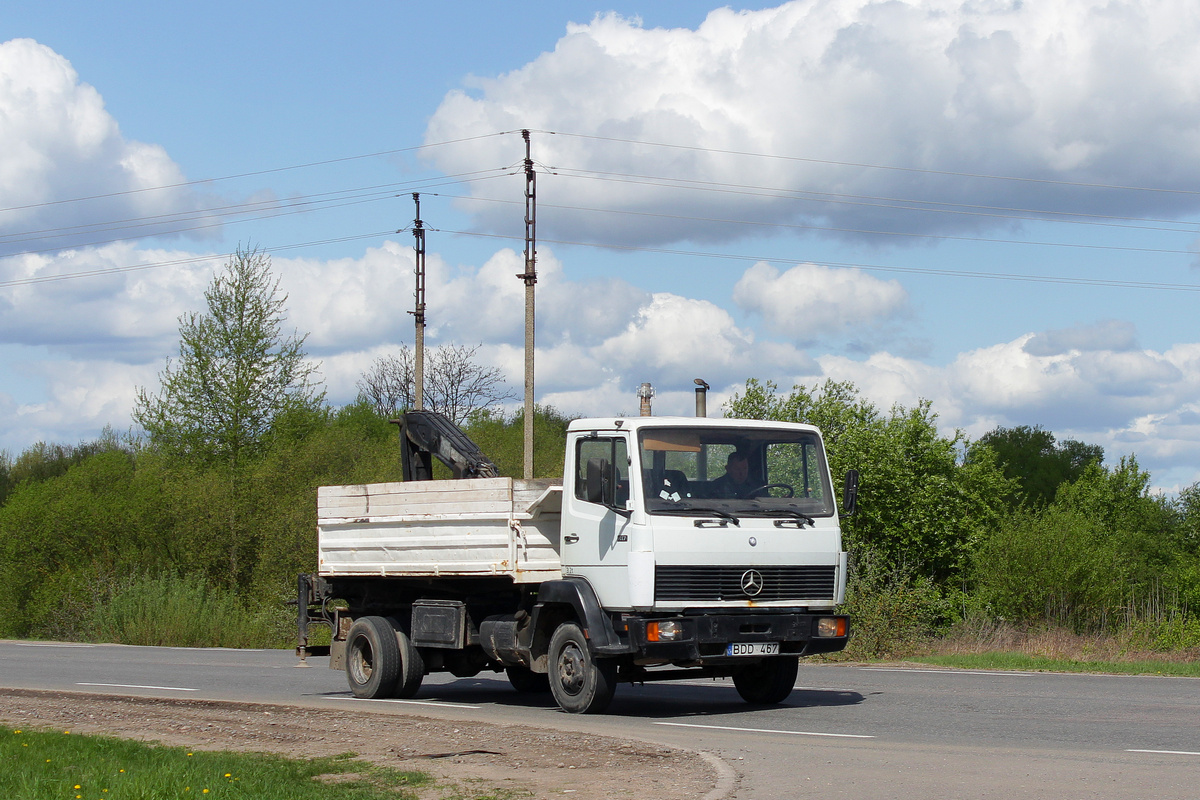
[77,682,197,692]
[861,667,1035,677]
[1127,749,1200,756]
[325,696,482,710]
[655,721,873,738]
[17,643,95,648]
[645,679,856,693]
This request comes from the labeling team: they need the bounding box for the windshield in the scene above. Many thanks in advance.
[637,425,835,518]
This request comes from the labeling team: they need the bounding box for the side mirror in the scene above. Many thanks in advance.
[842,469,860,517]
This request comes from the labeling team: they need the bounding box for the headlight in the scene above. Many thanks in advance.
[816,617,847,638]
[647,619,684,642]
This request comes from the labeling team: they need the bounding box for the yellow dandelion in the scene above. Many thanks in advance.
[119,769,125,773]
[224,773,231,777]
[187,753,193,756]
[202,789,209,794]
[75,785,82,789]
[12,730,20,734]
[64,730,70,734]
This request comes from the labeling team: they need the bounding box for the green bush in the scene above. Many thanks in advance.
[843,550,952,659]
[972,506,1127,627]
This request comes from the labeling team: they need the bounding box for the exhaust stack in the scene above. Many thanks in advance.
[694,378,710,417]
[637,382,655,416]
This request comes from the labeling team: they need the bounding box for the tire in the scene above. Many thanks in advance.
[548,622,617,713]
[733,656,799,705]
[391,622,425,699]
[505,664,551,694]
[345,616,400,699]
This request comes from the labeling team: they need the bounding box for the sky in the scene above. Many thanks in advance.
[4,0,1200,491]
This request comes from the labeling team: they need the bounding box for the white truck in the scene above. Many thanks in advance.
[298,410,857,713]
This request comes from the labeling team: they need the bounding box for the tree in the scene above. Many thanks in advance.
[357,343,516,425]
[134,247,324,468]
[969,425,1103,508]
[725,378,1013,581]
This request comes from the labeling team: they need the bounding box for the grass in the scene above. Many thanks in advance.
[909,652,1200,677]
[901,621,1200,678]
[2,726,431,800]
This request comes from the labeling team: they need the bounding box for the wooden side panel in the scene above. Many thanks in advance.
[317,477,562,582]
[318,478,513,520]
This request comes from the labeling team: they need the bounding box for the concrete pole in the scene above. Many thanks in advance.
[520,131,537,479]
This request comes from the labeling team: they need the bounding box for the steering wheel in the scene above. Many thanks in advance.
[745,483,795,498]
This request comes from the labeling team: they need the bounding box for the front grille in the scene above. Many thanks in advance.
[655,565,836,602]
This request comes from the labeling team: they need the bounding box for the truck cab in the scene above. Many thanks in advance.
[563,416,847,613]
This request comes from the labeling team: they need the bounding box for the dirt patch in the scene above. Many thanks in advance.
[0,688,720,799]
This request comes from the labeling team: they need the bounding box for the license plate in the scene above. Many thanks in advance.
[726,642,780,657]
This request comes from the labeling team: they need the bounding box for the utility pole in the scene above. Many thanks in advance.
[519,130,537,479]
[410,192,426,411]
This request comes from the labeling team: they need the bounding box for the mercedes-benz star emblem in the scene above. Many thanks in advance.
[740,569,764,597]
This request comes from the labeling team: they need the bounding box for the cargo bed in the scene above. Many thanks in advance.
[317,477,563,582]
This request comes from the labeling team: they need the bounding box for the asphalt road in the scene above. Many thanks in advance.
[2,639,1198,799]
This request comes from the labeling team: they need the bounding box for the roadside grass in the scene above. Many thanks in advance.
[901,621,1200,677]
[2,726,431,800]
[907,652,1200,677]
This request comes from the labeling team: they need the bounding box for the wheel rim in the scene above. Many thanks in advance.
[556,642,586,696]
[349,641,374,684]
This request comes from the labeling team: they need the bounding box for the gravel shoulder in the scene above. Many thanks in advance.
[0,688,723,800]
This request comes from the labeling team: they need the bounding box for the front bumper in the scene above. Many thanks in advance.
[622,611,850,662]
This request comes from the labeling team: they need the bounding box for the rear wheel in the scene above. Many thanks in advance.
[345,616,400,699]
[505,664,551,693]
[548,622,617,713]
[733,656,799,705]
[390,621,425,699]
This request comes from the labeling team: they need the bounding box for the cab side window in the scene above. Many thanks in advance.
[575,438,629,507]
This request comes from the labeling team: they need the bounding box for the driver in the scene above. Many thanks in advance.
[710,451,752,498]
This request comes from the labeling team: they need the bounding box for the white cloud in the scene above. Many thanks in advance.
[0,38,219,254]
[1,359,156,449]
[816,328,1200,489]
[1023,320,1139,356]
[9,236,1200,493]
[425,1,1200,245]
[732,261,908,341]
[0,243,218,359]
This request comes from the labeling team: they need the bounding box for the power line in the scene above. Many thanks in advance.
[540,167,1200,234]
[0,131,515,216]
[0,171,513,257]
[434,192,1200,258]
[7,219,1198,295]
[434,228,1200,294]
[0,232,398,288]
[540,129,1200,198]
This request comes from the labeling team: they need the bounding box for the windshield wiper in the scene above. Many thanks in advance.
[652,506,741,527]
[771,509,815,528]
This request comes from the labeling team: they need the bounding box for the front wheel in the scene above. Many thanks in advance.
[548,622,617,713]
[733,656,799,704]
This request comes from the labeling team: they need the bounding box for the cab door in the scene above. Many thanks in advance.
[561,435,632,607]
